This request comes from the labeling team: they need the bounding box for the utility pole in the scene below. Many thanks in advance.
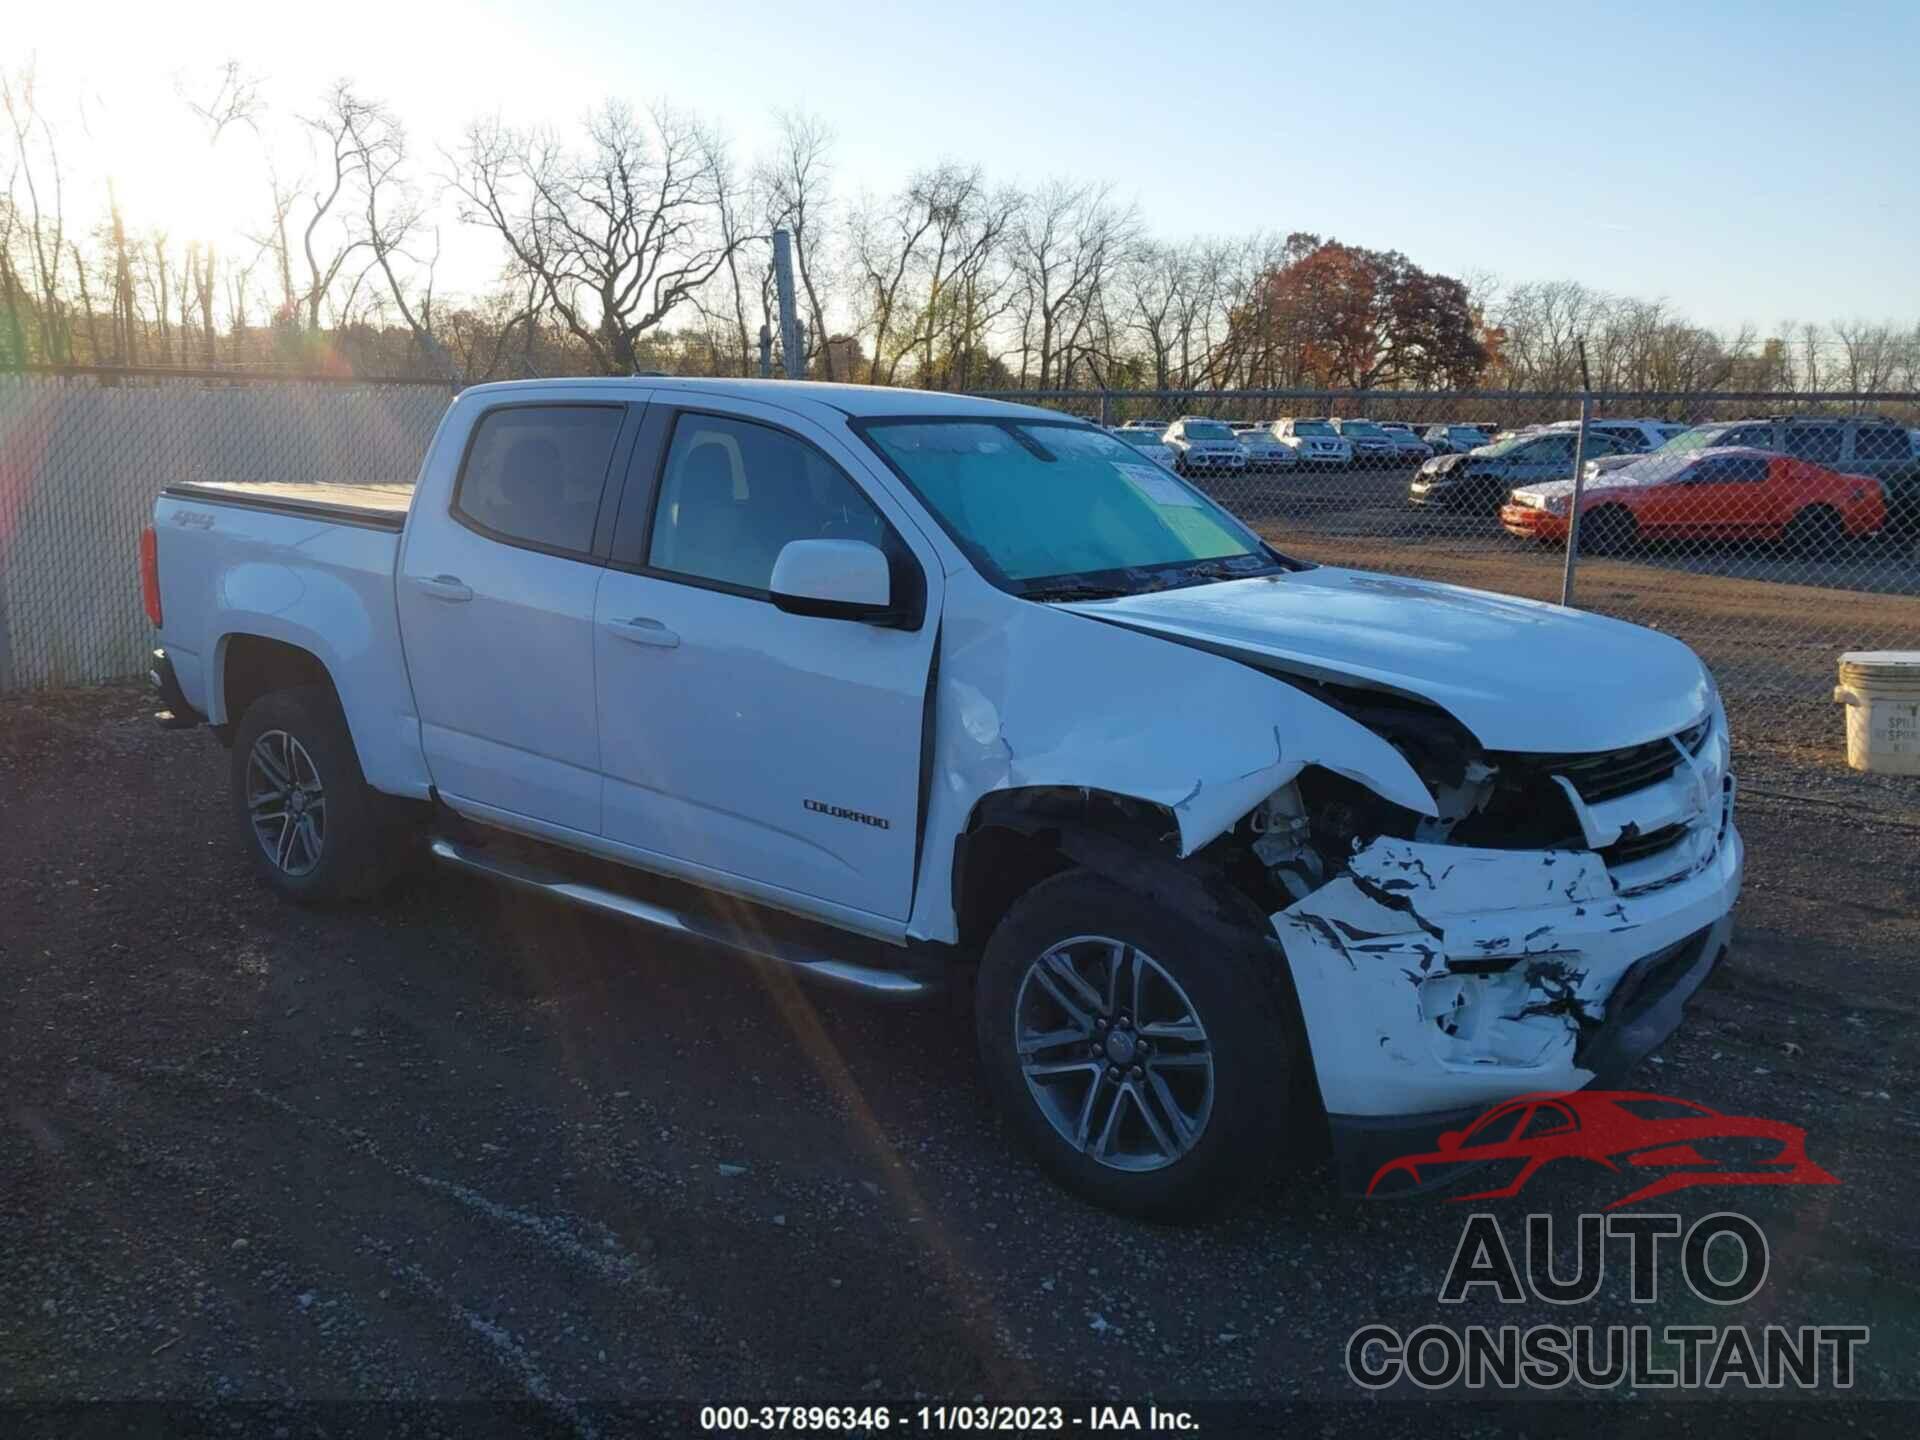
[772,229,803,380]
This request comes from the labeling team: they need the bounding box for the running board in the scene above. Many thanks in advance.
[427,837,937,1000]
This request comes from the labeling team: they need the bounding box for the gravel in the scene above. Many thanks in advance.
[1,679,1915,1436]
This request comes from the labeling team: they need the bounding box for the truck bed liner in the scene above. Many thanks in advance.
[162,481,413,531]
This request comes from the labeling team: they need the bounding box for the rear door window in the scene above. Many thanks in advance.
[1784,424,1843,465]
[454,405,625,556]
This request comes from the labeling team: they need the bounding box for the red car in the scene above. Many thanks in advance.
[1366,1090,1839,1208]
[1500,446,1885,553]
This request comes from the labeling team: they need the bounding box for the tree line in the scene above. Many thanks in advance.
[4,63,1916,397]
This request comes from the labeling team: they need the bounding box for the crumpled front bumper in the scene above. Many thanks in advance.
[1272,771,1741,1192]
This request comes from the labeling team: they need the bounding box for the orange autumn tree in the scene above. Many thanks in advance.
[1227,234,1489,392]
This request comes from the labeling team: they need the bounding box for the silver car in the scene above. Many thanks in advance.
[1163,418,1249,475]
[1377,423,1434,467]
[1233,424,1301,473]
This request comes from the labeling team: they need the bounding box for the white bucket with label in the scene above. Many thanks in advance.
[1834,651,1920,774]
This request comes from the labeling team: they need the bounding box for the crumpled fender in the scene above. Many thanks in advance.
[906,571,1434,944]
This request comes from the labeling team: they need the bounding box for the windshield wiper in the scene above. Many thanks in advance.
[1020,581,1135,602]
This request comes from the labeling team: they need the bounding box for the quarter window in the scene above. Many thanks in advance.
[1851,424,1909,466]
[455,405,624,555]
[646,413,890,593]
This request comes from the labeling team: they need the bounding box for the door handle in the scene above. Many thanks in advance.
[413,574,473,603]
[608,616,680,648]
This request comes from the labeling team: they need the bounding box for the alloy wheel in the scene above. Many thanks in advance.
[245,729,326,877]
[1013,936,1216,1172]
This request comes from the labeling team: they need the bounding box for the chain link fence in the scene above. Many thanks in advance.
[3,373,1916,774]
[0,372,449,690]
[980,386,1920,766]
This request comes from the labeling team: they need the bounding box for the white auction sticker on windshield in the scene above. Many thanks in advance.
[1114,463,1201,507]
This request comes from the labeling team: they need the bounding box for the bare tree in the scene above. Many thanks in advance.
[3,64,70,361]
[178,60,264,145]
[453,100,742,375]
[758,112,837,377]
[1009,180,1134,390]
[332,87,459,381]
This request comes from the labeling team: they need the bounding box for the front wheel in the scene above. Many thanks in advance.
[975,868,1303,1218]
[1579,505,1637,555]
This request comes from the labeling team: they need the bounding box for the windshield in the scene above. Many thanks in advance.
[1292,420,1335,437]
[1479,433,1543,457]
[1656,425,1728,455]
[1340,422,1389,439]
[859,419,1276,595]
[1182,421,1235,441]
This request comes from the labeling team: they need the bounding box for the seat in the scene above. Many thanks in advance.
[663,443,746,584]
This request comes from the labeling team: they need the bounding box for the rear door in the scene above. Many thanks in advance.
[397,399,639,834]
[591,398,941,924]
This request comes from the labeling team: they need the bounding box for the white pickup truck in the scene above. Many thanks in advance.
[144,378,1740,1215]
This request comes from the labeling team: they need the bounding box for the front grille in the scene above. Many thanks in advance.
[1600,822,1689,867]
[1541,718,1710,805]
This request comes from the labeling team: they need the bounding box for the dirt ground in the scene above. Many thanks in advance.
[3,609,1918,1435]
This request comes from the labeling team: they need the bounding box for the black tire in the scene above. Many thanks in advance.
[1783,505,1844,556]
[1579,505,1637,555]
[974,866,1304,1220]
[229,685,396,903]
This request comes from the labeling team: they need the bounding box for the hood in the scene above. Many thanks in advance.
[1061,568,1710,753]
[1519,456,1696,505]
[1423,452,1472,474]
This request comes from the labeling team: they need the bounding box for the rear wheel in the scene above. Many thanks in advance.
[230,685,398,903]
[1784,504,1844,556]
[975,868,1303,1219]
[1579,505,1637,555]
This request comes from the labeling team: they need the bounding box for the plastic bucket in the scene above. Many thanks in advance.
[1834,651,1920,774]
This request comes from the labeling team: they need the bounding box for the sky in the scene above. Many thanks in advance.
[10,0,1918,332]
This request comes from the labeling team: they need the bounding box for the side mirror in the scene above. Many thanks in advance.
[770,539,903,625]
[1436,1130,1463,1152]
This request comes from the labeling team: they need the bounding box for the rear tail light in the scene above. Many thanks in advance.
[139,526,162,627]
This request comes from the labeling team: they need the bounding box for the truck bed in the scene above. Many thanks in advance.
[162,480,414,531]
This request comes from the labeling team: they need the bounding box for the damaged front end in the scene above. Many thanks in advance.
[1211,679,1741,1189]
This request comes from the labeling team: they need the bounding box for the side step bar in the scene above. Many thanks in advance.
[428,837,938,1001]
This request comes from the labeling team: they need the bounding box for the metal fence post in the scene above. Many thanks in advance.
[1559,345,1595,606]
[1559,390,1593,605]
[1098,390,1111,427]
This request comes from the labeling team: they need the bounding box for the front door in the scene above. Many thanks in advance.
[592,401,939,921]
[397,400,633,834]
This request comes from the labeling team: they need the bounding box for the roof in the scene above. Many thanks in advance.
[455,376,1072,423]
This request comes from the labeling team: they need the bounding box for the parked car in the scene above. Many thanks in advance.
[1410,428,1638,512]
[1582,414,1920,534]
[1161,417,1249,475]
[1422,423,1493,455]
[1272,417,1355,469]
[1110,425,1180,470]
[1376,422,1434,466]
[1234,424,1301,473]
[1331,418,1400,469]
[141,377,1738,1219]
[1501,447,1885,554]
